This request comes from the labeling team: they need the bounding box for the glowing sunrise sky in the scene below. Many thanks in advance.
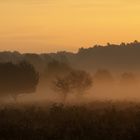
[0,0,140,53]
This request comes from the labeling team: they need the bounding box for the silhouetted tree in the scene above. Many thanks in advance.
[66,70,93,94]
[46,60,72,80]
[53,77,71,103]
[38,60,73,92]
[0,61,39,100]
[53,70,93,103]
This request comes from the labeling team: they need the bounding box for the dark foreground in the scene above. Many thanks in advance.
[1,102,140,140]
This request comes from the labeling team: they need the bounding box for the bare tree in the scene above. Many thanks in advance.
[53,70,93,103]
[67,70,93,94]
[53,77,71,103]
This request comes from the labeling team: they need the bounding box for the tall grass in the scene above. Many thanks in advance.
[0,102,140,140]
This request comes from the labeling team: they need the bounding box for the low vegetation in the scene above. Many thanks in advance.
[0,102,140,140]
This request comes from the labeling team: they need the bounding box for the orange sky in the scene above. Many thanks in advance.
[0,0,140,53]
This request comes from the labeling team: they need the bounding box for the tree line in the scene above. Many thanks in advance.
[0,41,140,74]
[0,59,137,103]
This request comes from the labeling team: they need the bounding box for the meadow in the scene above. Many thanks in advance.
[0,101,140,140]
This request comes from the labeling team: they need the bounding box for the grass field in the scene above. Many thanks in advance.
[0,101,140,140]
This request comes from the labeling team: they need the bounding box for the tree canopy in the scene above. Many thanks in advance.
[0,61,39,98]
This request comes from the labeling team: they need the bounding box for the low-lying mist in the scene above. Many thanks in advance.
[1,80,140,106]
[1,42,140,105]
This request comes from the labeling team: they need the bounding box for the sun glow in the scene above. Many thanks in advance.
[0,0,140,52]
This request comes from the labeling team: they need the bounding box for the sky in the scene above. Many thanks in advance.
[0,0,140,53]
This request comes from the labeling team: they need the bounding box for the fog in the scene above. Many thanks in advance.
[1,79,140,106]
[0,42,140,105]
